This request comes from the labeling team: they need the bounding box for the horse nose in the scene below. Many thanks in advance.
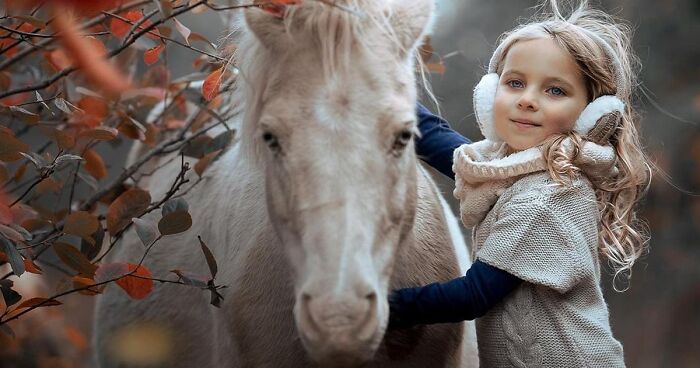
[298,289,379,343]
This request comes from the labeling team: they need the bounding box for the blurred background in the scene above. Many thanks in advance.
[1,0,698,367]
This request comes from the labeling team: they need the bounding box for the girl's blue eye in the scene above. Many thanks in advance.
[507,80,523,88]
[548,87,566,96]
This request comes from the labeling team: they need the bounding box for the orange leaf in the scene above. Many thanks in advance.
[106,188,151,235]
[202,67,223,101]
[144,44,165,65]
[77,96,107,128]
[23,259,43,274]
[115,263,153,300]
[15,297,62,309]
[53,11,130,95]
[84,149,108,180]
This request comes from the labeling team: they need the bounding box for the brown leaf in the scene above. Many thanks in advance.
[115,263,153,300]
[15,297,62,309]
[106,188,151,235]
[0,131,29,162]
[158,210,192,236]
[173,18,191,45]
[64,211,99,238]
[76,96,107,128]
[78,127,119,141]
[195,149,221,177]
[84,149,108,180]
[53,242,98,276]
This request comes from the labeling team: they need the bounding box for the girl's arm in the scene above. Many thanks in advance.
[416,103,471,180]
[388,259,522,330]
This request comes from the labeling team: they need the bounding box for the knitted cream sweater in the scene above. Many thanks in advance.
[453,139,626,368]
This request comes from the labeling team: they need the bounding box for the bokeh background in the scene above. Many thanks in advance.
[1,0,698,367]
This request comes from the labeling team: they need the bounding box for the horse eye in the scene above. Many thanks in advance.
[262,132,281,153]
[392,129,413,153]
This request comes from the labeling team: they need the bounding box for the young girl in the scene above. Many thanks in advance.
[399,1,650,366]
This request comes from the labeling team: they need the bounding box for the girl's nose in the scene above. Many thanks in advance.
[516,90,538,111]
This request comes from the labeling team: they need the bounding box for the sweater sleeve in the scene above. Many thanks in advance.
[387,259,522,330]
[415,103,471,180]
[476,191,597,294]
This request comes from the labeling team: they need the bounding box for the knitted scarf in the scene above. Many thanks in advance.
[452,139,617,227]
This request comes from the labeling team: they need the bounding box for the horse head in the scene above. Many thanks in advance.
[239,0,434,365]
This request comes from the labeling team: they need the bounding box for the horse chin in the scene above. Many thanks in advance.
[301,332,382,368]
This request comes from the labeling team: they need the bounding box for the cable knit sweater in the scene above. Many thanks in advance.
[453,139,626,368]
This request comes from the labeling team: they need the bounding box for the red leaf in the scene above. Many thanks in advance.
[202,67,224,101]
[115,263,153,300]
[110,10,144,38]
[144,44,165,65]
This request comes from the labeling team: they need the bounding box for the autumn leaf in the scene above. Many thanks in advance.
[106,188,151,235]
[23,259,43,274]
[195,149,221,177]
[84,149,108,180]
[116,263,153,300]
[53,242,98,276]
[52,10,130,95]
[144,44,165,65]
[78,126,119,141]
[158,211,192,235]
[0,130,29,162]
[202,67,224,101]
[173,18,191,45]
[110,10,144,38]
[64,211,100,239]
[15,297,62,309]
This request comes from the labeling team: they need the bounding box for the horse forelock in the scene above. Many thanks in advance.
[222,0,413,166]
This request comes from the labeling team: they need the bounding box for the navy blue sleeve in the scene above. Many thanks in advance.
[415,103,471,180]
[387,259,522,330]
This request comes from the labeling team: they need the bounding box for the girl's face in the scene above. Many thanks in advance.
[493,37,589,151]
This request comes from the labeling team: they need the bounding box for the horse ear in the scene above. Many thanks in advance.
[245,7,287,49]
[388,0,434,58]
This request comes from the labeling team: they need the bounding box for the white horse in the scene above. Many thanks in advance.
[94,1,477,366]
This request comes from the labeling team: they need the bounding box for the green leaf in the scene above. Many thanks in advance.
[0,236,24,277]
[133,217,158,246]
[157,211,192,235]
[198,236,217,279]
[53,242,98,277]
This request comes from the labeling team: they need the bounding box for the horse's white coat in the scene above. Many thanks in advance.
[94,1,478,367]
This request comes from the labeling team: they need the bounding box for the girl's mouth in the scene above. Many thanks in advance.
[511,119,541,128]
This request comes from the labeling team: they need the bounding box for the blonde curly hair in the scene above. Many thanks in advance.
[491,0,651,291]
